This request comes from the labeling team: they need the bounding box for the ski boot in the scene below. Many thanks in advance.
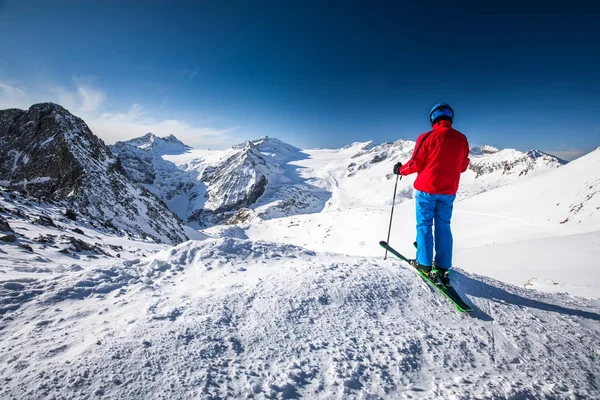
[408,259,432,275]
[431,267,451,287]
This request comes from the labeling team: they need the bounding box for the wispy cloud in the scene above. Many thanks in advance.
[93,103,239,146]
[0,79,239,148]
[181,65,200,80]
[0,83,30,109]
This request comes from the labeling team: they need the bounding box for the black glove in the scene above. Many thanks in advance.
[393,162,402,175]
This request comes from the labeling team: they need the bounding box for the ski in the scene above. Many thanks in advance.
[380,240,473,313]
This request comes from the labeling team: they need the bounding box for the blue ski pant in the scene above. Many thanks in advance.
[415,190,456,269]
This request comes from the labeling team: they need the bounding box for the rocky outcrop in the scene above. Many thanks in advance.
[0,215,13,233]
[201,141,273,213]
[0,103,188,244]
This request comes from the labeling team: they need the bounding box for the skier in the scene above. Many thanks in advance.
[392,103,470,286]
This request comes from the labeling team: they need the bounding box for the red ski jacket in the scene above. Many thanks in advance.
[399,120,470,195]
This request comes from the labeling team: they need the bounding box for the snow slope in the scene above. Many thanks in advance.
[2,238,599,399]
[243,145,600,297]
[0,186,171,281]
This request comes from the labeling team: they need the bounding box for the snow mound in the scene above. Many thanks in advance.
[2,238,599,399]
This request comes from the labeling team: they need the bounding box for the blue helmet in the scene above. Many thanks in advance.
[429,103,454,125]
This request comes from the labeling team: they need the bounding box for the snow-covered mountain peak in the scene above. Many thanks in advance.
[252,135,300,152]
[116,132,191,155]
[231,139,258,151]
[342,140,381,151]
[527,149,568,164]
[470,145,499,156]
[250,136,302,163]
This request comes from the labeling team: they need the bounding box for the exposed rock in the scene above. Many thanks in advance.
[62,236,95,252]
[0,216,12,233]
[226,208,256,225]
[19,244,33,252]
[34,234,56,244]
[71,228,84,235]
[0,103,188,244]
[33,216,56,228]
[0,234,17,243]
[65,209,77,221]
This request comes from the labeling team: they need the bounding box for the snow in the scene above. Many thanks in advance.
[1,238,599,398]
[40,135,56,147]
[2,131,600,398]
[8,149,22,172]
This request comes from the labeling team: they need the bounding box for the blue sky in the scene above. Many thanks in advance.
[0,1,598,159]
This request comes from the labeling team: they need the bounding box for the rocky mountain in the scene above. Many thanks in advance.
[113,134,328,227]
[201,136,303,213]
[468,146,565,179]
[110,133,192,185]
[0,186,171,277]
[0,103,188,244]
[110,133,206,225]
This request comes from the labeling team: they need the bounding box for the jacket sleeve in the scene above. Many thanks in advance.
[461,138,470,173]
[400,132,430,176]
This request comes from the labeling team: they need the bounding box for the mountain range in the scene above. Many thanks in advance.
[2,103,599,399]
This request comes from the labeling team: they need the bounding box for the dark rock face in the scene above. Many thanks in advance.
[65,209,77,221]
[33,216,56,228]
[63,236,95,252]
[0,216,12,233]
[110,143,155,184]
[0,103,188,244]
[0,104,87,199]
[19,244,33,252]
[0,234,17,243]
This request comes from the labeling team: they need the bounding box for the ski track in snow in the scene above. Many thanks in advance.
[1,238,599,399]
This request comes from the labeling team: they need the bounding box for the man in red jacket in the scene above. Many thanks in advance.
[393,103,469,286]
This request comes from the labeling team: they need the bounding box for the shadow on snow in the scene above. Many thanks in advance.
[454,270,600,322]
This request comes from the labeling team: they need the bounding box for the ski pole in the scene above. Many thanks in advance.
[384,173,401,260]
